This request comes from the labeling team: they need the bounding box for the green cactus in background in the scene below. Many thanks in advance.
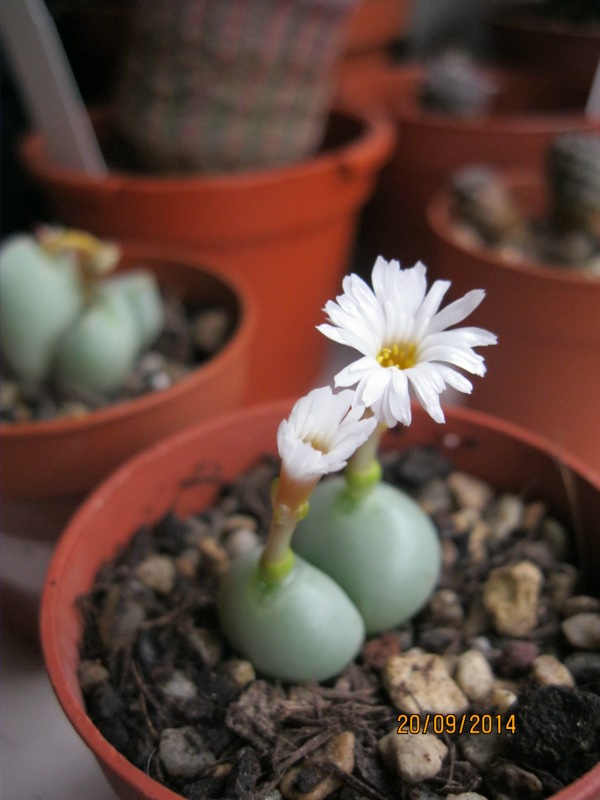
[0,228,164,397]
[547,133,600,238]
[419,52,498,118]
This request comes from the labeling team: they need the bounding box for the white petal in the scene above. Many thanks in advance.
[406,364,446,423]
[427,289,486,334]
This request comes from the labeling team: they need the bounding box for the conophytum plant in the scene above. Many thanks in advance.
[218,257,497,682]
[0,227,164,396]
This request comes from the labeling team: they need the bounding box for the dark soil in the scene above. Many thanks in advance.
[78,448,600,800]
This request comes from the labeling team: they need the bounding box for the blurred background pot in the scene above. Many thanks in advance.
[0,247,256,643]
[338,63,600,270]
[20,107,395,404]
[427,172,600,474]
[41,400,600,800]
[488,2,600,109]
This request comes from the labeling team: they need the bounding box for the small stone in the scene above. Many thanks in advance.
[562,613,600,650]
[417,478,453,515]
[418,626,460,654]
[184,517,212,547]
[428,589,465,628]
[193,307,230,353]
[497,640,539,677]
[222,659,256,689]
[450,507,482,537]
[77,659,110,692]
[198,537,230,576]
[490,684,518,712]
[383,649,469,715]
[485,494,524,543]
[564,652,600,685]
[362,632,402,669]
[159,726,215,779]
[378,731,447,784]
[138,351,166,373]
[447,471,494,511]
[540,517,570,561]
[225,527,261,558]
[279,732,355,800]
[58,401,89,419]
[468,520,493,563]
[134,554,177,594]
[175,547,201,579]
[532,655,574,687]
[162,671,198,701]
[441,539,459,570]
[521,501,547,533]
[0,380,19,411]
[98,585,146,647]
[483,561,542,637]
[459,730,503,772]
[546,564,579,610]
[462,600,490,639]
[447,794,489,800]
[186,626,223,668]
[486,762,543,800]
[562,595,600,618]
[223,514,258,533]
[455,650,495,702]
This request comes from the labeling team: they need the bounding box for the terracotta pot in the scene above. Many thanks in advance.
[0,247,256,642]
[488,2,600,109]
[20,108,394,404]
[427,172,600,474]
[41,399,600,799]
[344,0,412,56]
[338,63,600,270]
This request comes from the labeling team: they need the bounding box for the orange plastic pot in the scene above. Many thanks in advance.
[41,400,600,800]
[427,173,600,474]
[0,247,256,641]
[488,2,600,109]
[20,109,395,404]
[339,64,600,269]
[344,0,412,55]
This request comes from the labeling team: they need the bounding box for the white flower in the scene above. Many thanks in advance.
[277,386,377,483]
[317,257,497,427]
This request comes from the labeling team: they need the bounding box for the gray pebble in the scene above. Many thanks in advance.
[459,731,503,772]
[487,762,542,800]
[564,651,600,684]
[135,554,177,594]
[562,613,600,650]
[562,595,600,618]
[159,726,215,779]
[225,527,261,558]
[447,471,494,511]
[428,589,465,628]
[193,307,230,353]
[162,671,197,701]
[485,494,524,544]
[78,659,110,692]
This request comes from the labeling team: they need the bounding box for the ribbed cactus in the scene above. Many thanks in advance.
[419,52,498,118]
[547,133,600,239]
[450,165,528,247]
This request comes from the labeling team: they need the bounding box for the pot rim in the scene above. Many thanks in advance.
[19,105,396,193]
[427,169,600,290]
[352,63,600,133]
[0,249,257,442]
[41,399,600,799]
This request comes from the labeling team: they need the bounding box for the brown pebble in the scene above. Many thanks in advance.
[362,632,403,669]
[222,659,256,689]
[175,548,201,579]
[198,537,230,575]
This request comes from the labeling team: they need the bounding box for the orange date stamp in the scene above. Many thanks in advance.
[396,713,516,736]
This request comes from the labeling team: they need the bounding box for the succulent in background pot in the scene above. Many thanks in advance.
[0,236,256,642]
[338,58,600,270]
[427,136,600,472]
[20,106,394,404]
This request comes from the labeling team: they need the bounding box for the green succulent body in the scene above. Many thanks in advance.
[217,548,365,682]
[547,133,600,238]
[293,477,442,635]
[0,233,164,397]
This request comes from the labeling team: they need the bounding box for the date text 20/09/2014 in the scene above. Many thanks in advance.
[397,713,516,736]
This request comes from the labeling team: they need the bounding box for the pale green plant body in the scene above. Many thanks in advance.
[0,231,164,396]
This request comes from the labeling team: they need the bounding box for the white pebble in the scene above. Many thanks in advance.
[383,649,468,715]
[562,613,600,650]
[135,555,176,594]
[456,650,495,702]
[378,731,447,784]
[532,655,574,687]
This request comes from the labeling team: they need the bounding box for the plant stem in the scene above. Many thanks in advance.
[343,423,385,500]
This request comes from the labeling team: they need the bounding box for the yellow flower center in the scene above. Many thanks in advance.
[377,342,418,370]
